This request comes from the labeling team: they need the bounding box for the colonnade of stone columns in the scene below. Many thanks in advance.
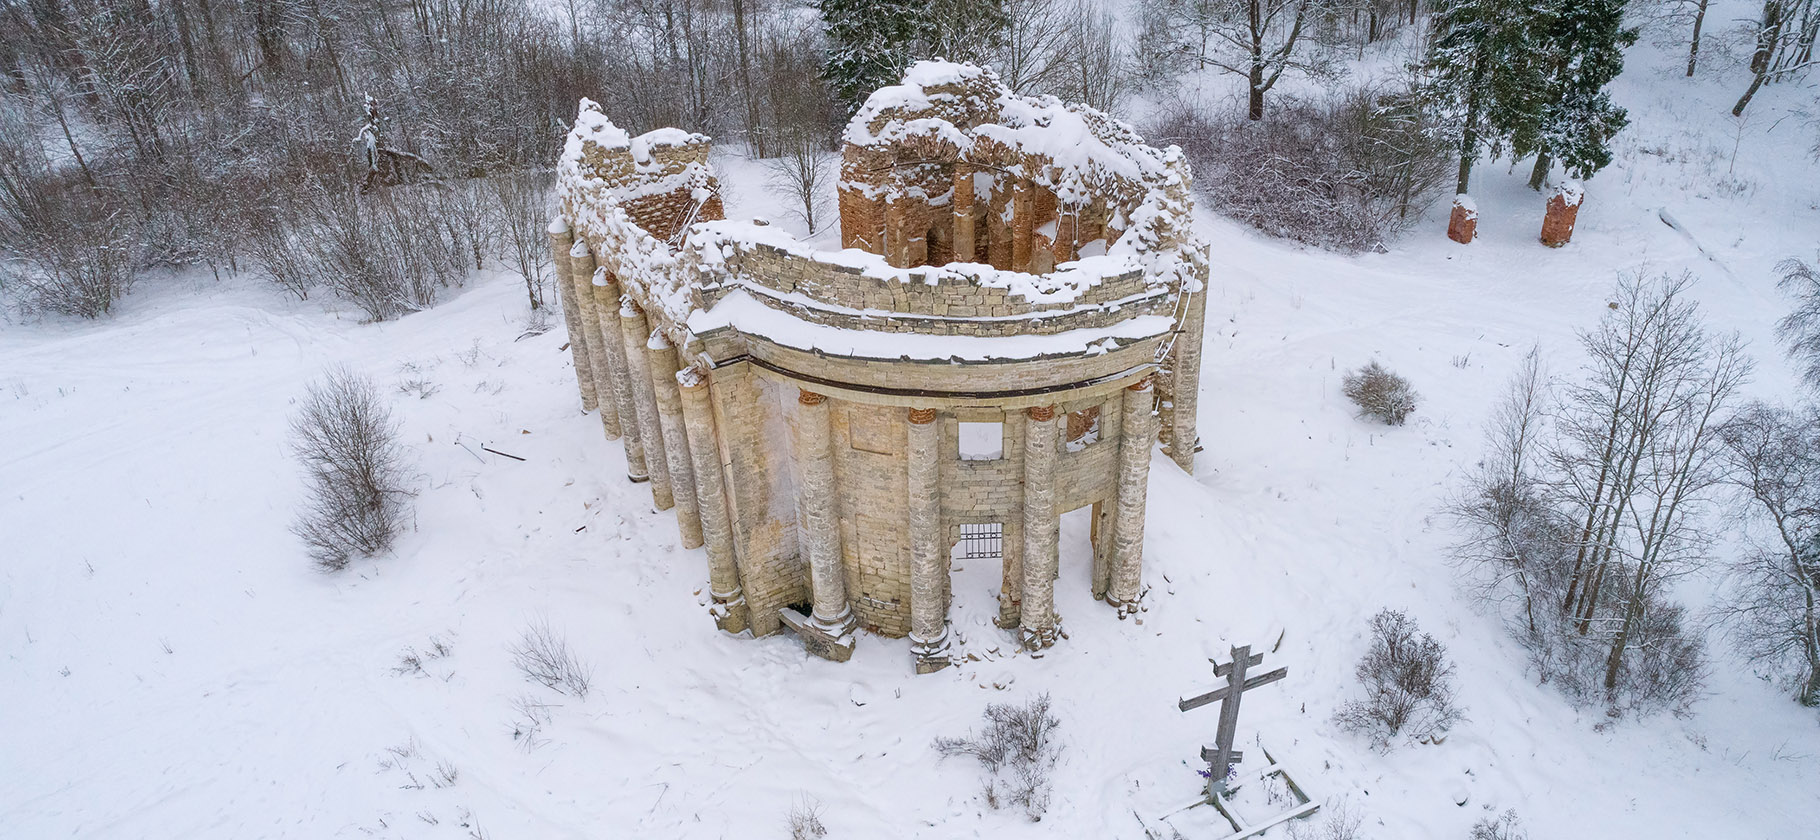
[549,227,732,554]
[550,225,1166,669]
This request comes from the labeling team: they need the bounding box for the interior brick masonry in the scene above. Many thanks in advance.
[549,62,1209,671]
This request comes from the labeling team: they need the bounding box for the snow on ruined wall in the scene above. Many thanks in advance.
[556,75,1207,363]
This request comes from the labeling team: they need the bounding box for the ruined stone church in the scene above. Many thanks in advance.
[548,61,1207,673]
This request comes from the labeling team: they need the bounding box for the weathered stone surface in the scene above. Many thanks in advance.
[569,243,620,440]
[778,607,855,662]
[548,223,595,412]
[647,334,702,548]
[1020,405,1061,652]
[619,301,671,507]
[593,273,646,481]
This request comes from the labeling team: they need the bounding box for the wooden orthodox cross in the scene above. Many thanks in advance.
[1178,644,1287,797]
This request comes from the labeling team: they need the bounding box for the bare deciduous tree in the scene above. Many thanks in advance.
[1775,253,1820,388]
[1140,0,1337,120]
[1451,273,1740,716]
[491,170,554,310]
[1717,402,1820,706]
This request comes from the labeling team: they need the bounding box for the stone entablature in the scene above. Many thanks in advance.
[551,62,1207,672]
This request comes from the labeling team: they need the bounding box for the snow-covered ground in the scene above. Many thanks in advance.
[4,21,1818,840]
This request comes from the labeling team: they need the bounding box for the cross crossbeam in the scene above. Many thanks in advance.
[1179,644,1288,799]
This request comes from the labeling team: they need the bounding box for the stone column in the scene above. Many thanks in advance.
[569,241,621,440]
[619,299,672,509]
[1109,378,1158,616]
[594,272,647,481]
[548,218,595,412]
[1447,195,1477,244]
[1012,179,1034,273]
[952,163,976,263]
[784,389,857,660]
[906,407,951,673]
[646,332,702,548]
[678,366,748,634]
[1168,281,1207,474]
[1019,404,1060,652]
[1540,181,1582,247]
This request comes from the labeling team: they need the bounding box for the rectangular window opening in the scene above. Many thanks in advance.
[1065,406,1101,453]
[958,421,1003,461]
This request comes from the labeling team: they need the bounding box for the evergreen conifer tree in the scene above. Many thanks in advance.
[1420,0,1550,195]
[820,0,1008,114]
[1519,0,1636,188]
[821,0,922,113]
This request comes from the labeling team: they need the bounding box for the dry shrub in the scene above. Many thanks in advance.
[1149,84,1452,253]
[934,693,1063,821]
[289,367,414,571]
[785,796,827,840]
[0,178,139,319]
[1343,361,1419,425]
[1470,809,1527,840]
[510,620,593,699]
[1333,609,1463,751]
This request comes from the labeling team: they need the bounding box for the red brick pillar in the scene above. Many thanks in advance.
[1540,181,1582,248]
[1447,195,1477,245]
[952,162,976,263]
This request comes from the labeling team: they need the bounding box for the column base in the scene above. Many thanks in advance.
[710,591,750,635]
[779,607,856,662]
[1108,594,1142,619]
[910,625,953,674]
[1021,623,1059,655]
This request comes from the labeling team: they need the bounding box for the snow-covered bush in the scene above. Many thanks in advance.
[1342,361,1420,425]
[1333,610,1463,750]
[1149,85,1451,253]
[289,367,414,571]
[1470,810,1526,840]
[510,620,593,699]
[934,693,1063,821]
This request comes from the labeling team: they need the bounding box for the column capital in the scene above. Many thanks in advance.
[907,407,937,424]
[798,389,827,406]
[677,365,709,391]
[1026,405,1055,422]
[1128,376,1154,392]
